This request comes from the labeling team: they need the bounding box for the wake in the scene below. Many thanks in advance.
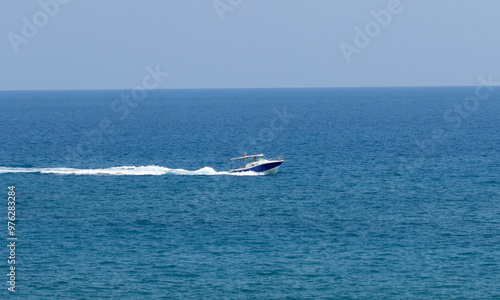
[0,166,263,176]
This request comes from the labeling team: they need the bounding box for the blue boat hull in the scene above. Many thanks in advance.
[229,161,283,174]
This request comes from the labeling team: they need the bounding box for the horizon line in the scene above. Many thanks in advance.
[0,84,495,92]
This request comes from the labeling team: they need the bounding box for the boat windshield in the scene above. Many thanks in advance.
[252,156,265,161]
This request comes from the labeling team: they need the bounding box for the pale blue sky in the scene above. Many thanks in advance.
[1,0,500,90]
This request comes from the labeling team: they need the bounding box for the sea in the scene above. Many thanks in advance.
[0,87,499,299]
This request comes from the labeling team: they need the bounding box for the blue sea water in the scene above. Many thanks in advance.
[0,87,499,299]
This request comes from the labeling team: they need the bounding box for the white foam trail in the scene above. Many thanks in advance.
[0,166,264,176]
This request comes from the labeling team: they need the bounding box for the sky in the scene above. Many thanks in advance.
[1,0,500,90]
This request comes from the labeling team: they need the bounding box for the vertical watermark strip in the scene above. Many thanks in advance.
[7,186,17,293]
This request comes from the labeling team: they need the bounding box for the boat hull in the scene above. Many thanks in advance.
[229,161,283,174]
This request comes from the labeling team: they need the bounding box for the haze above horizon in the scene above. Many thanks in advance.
[2,1,500,91]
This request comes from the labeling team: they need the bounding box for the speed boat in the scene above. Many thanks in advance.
[228,153,284,174]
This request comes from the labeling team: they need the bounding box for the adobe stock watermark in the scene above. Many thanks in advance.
[65,65,169,164]
[237,106,296,155]
[213,0,243,21]
[398,74,499,175]
[340,0,408,63]
[7,0,70,54]
[443,74,498,128]
[198,106,296,204]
